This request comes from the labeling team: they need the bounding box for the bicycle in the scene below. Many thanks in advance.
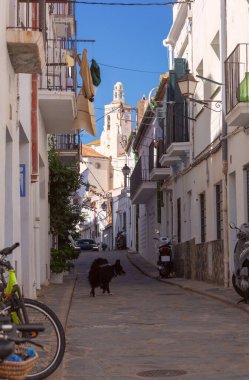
[0,316,44,379]
[0,243,66,379]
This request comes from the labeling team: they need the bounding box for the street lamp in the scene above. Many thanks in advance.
[177,69,222,107]
[177,69,199,98]
[122,164,130,188]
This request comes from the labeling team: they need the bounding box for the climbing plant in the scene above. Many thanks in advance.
[48,141,84,248]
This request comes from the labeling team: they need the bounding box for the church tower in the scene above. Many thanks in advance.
[96,82,132,190]
[99,82,132,159]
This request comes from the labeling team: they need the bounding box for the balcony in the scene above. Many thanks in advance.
[130,157,157,204]
[7,1,46,74]
[149,140,171,180]
[39,39,77,134]
[225,44,249,126]
[53,134,80,165]
[160,102,190,166]
[7,16,45,74]
[51,1,76,38]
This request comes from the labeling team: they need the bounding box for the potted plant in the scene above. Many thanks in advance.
[50,247,75,284]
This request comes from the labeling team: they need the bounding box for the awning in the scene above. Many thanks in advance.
[73,90,96,136]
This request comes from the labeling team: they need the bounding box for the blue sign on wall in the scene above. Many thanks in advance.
[20,164,26,197]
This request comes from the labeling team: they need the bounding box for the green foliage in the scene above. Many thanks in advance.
[48,139,84,273]
[48,142,83,246]
[50,247,75,274]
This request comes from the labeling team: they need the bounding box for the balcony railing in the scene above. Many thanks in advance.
[6,1,46,74]
[149,140,164,172]
[164,102,189,152]
[149,140,171,180]
[225,43,249,121]
[39,38,77,92]
[50,1,76,38]
[130,157,149,199]
[52,134,80,164]
[53,134,79,151]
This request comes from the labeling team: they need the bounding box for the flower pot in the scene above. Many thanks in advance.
[50,272,64,284]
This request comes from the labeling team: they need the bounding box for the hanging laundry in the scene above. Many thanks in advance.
[90,59,101,87]
[76,49,95,102]
[64,54,75,67]
[72,90,96,137]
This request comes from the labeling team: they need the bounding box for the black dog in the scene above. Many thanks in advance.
[88,257,125,297]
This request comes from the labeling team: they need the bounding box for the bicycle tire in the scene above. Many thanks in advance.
[0,298,66,380]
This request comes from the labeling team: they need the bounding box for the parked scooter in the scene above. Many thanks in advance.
[230,222,249,303]
[116,231,127,250]
[154,235,173,278]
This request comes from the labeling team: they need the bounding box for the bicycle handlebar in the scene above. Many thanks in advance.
[0,243,20,256]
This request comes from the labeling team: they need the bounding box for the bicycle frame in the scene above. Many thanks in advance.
[0,263,29,324]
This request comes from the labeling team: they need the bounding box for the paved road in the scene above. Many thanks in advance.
[61,251,249,380]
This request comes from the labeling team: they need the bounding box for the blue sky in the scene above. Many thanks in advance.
[75,1,174,143]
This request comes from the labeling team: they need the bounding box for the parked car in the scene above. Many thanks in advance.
[76,239,99,251]
[69,241,81,253]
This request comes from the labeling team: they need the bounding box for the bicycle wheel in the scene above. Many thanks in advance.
[0,298,66,380]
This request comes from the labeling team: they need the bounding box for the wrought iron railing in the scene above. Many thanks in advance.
[149,140,164,172]
[49,1,75,17]
[225,43,249,115]
[130,156,150,199]
[39,38,77,92]
[164,102,189,152]
[53,134,79,151]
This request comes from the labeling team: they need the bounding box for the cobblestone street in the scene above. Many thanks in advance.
[46,251,249,380]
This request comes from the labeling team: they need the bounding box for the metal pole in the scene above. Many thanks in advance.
[220,0,229,287]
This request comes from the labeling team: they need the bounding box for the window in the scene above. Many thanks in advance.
[107,115,110,130]
[216,183,223,239]
[200,193,206,243]
[177,198,181,243]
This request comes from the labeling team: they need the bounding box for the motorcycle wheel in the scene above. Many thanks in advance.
[160,263,171,278]
[232,274,249,299]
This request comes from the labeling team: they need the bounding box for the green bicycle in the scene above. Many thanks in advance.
[0,243,66,380]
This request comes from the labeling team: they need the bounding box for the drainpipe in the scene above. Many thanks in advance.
[163,39,174,70]
[31,3,40,296]
[220,0,229,287]
[31,3,39,183]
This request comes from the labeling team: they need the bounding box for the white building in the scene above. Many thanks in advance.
[80,82,135,248]
[130,77,170,264]
[1,0,79,297]
[156,0,249,286]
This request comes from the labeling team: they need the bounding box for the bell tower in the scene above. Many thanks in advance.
[112,82,125,104]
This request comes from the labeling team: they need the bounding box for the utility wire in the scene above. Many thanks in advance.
[74,1,193,6]
[98,62,162,74]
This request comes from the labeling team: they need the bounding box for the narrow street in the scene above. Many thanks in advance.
[60,251,249,380]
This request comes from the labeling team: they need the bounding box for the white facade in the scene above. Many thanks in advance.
[1,0,78,297]
[160,0,249,285]
[0,1,50,297]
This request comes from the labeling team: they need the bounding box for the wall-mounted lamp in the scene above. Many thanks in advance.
[122,164,130,188]
[177,69,199,98]
[177,69,222,107]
